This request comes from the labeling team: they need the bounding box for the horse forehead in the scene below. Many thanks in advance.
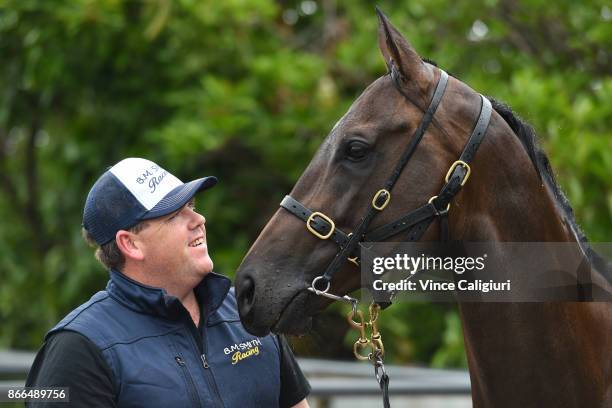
[330,111,348,133]
[353,76,397,111]
[332,76,399,131]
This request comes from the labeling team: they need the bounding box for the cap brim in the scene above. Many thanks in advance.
[142,176,217,220]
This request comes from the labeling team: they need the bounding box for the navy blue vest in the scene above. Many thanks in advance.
[47,270,281,408]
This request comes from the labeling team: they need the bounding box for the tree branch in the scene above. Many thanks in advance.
[3,92,52,256]
[24,109,51,254]
[0,128,20,206]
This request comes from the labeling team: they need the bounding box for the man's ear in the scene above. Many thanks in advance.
[116,230,145,261]
[376,7,432,89]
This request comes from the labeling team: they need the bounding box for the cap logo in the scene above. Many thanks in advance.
[135,165,169,194]
[110,158,182,210]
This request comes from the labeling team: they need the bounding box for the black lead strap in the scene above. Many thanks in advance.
[381,373,390,408]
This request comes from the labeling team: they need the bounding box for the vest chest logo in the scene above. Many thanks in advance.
[223,338,263,365]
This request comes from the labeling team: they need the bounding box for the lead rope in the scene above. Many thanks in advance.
[305,287,391,407]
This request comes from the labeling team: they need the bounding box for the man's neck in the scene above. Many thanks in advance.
[121,266,201,326]
[180,290,201,327]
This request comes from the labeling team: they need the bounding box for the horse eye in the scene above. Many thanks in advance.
[345,141,370,161]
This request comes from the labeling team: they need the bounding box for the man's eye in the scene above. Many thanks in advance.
[345,141,370,161]
[166,209,182,222]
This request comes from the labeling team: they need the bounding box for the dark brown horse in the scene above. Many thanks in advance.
[234,10,612,408]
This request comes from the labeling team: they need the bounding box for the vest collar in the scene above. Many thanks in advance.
[107,269,231,320]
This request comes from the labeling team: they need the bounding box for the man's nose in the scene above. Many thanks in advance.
[188,208,205,228]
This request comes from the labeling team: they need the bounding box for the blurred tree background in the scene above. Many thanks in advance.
[0,0,610,369]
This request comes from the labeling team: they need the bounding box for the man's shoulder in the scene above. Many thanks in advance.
[26,331,118,406]
[47,291,111,339]
[47,289,176,349]
[43,330,102,357]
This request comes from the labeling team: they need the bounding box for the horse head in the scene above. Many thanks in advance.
[234,12,612,407]
[235,9,519,336]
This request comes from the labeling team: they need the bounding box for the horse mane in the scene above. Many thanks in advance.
[486,98,611,278]
[422,59,609,276]
[485,98,578,233]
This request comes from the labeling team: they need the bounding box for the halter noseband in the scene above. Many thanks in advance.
[279,68,492,307]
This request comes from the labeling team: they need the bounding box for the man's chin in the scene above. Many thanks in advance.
[196,258,214,275]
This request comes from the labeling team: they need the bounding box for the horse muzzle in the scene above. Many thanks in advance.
[235,266,311,336]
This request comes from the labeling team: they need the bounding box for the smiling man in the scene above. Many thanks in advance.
[26,158,310,408]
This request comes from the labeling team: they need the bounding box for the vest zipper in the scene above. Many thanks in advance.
[199,315,224,406]
[181,304,224,407]
[175,355,201,407]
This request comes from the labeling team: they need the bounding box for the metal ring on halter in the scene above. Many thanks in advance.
[306,276,359,304]
[310,276,330,293]
[307,286,359,304]
[428,195,450,215]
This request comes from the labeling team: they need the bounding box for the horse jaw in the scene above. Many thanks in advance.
[235,230,356,336]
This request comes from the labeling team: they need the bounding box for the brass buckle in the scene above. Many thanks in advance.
[372,189,391,211]
[429,195,450,214]
[445,160,471,186]
[306,212,335,240]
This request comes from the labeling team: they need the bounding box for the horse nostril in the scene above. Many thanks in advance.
[237,276,256,318]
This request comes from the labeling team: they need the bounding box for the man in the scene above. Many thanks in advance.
[26,158,310,407]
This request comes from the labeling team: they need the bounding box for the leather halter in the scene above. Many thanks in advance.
[279,68,492,307]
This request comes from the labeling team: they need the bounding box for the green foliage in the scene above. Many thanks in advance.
[0,0,609,368]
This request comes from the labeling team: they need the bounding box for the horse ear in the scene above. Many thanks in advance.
[376,7,431,86]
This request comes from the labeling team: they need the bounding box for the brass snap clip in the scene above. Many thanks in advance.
[368,303,385,359]
[348,308,372,361]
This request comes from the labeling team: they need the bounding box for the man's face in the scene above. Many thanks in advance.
[135,198,213,287]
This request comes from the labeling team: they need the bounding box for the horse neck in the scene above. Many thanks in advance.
[450,113,572,243]
[447,113,612,407]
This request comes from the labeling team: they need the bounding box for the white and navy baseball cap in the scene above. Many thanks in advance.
[83,158,217,245]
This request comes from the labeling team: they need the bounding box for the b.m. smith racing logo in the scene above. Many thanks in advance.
[223,338,262,365]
